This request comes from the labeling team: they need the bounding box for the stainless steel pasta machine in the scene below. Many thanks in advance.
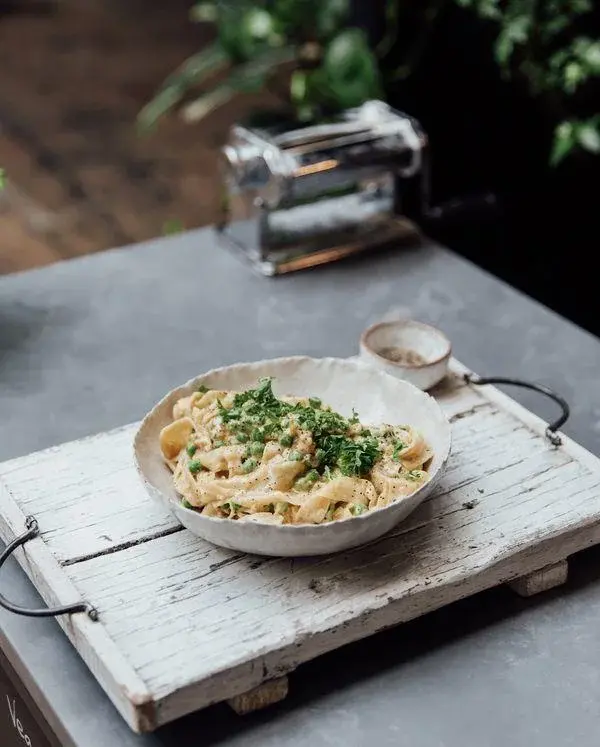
[216,100,431,276]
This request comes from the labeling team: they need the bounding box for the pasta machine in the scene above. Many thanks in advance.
[217,100,430,276]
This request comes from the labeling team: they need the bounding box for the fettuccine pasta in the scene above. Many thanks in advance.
[159,377,433,525]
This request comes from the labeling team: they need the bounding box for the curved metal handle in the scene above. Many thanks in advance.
[0,517,98,620]
[464,374,570,447]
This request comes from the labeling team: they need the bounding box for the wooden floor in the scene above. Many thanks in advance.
[0,0,274,275]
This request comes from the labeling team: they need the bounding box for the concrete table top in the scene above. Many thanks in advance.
[0,229,599,747]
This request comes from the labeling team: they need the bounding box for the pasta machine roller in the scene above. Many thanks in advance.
[217,100,429,276]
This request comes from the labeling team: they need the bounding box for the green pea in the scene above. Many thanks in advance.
[288,450,303,461]
[247,442,264,459]
[242,458,258,473]
[236,433,249,443]
[294,469,319,491]
[186,443,197,457]
[188,460,203,474]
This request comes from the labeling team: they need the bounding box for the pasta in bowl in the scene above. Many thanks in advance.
[134,357,451,556]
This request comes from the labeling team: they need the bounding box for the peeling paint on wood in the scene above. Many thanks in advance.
[0,360,598,732]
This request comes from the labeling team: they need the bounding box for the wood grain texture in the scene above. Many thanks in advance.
[0,425,181,563]
[0,373,482,564]
[0,482,156,732]
[509,560,569,597]
[0,361,598,731]
[227,676,289,715]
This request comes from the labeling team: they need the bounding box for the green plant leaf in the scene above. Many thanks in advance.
[315,0,349,40]
[321,30,383,109]
[564,61,586,93]
[550,121,576,166]
[579,39,600,73]
[182,47,296,123]
[324,29,377,80]
[190,2,217,23]
[182,85,237,123]
[376,0,399,57]
[218,6,280,63]
[576,122,600,154]
[290,69,308,104]
[494,14,530,66]
[137,43,228,130]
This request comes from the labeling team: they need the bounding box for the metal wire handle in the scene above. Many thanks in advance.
[0,516,98,620]
[464,373,570,446]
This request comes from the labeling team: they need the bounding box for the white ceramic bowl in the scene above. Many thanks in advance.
[359,320,451,391]
[133,356,451,557]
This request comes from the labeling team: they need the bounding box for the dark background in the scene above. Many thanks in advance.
[354,0,600,339]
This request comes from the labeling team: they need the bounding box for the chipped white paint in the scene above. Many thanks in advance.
[0,359,598,732]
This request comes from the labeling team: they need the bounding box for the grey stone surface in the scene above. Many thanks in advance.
[0,228,599,746]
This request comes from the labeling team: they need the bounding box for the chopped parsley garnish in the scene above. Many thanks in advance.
[336,436,380,477]
[251,428,265,442]
[406,469,425,481]
[182,498,195,509]
[196,384,209,394]
[392,440,406,460]
[322,465,334,481]
[222,501,242,516]
[214,377,382,478]
[188,459,203,474]
[350,503,366,516]
[186,443,197,457]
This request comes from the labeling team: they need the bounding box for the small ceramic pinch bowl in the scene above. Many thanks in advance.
[134,356,451,557]
[359,320,451,391]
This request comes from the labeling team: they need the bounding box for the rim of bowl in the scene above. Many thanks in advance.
[360,320,452,370]
[133,355,452,531]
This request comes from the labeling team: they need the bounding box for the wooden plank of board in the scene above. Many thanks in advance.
[60,404,600,727]
[0,373,484,563]
[0,482,157,732]
[0,425,181,563]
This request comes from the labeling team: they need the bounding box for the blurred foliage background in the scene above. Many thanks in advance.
[140,0,600,165]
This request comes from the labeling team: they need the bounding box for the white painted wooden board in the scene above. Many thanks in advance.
[0,360,599,733]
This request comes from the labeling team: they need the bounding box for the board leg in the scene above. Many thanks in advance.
[509,560,568,597]
[227,676,289,715]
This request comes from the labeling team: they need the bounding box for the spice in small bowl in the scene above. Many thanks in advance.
[376,347,428,367]
[359,320,451,391]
